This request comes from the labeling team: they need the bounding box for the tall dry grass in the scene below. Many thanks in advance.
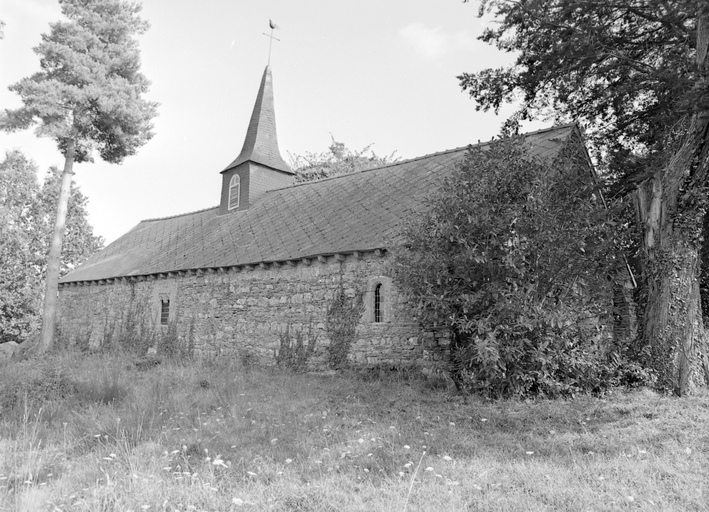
[0,350,707,511]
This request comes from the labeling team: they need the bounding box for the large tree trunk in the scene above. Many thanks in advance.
[633,8,709,395]
[38,139,75,353]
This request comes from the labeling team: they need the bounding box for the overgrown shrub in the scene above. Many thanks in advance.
[0,353,136,426]
[157,320,192,360]
[276,323,317,372]
[0,356,78,415]
[391,135,632,397]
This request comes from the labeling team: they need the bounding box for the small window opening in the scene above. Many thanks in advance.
[160,299,170,325]
[228,174,240,210]
[374,283,382,323]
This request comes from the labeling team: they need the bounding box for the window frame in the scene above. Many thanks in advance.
[373,283,383,323]
[228,174,241,210]
[160,299,170,325]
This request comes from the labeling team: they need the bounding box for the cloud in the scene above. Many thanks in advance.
[399,23,476,60]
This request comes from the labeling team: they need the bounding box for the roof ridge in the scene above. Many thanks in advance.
[267,146,469,193]
[263,122,577,193]
[141,205,218,223]
[516,121,577,138]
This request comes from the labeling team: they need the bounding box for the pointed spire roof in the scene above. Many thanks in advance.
[223,66,293,175]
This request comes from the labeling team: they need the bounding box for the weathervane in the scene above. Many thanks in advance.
[263,19,280,65]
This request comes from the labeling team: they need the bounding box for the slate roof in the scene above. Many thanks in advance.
[222,66,293,175]
[60,123,577,283]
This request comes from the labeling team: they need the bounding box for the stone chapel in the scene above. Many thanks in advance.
[56,66,586,369]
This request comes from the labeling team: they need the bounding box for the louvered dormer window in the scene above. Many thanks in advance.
[228,174,241,210]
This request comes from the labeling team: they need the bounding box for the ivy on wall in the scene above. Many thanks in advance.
[326,285,364,369]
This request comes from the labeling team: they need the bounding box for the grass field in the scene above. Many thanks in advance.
[0,351,707,511]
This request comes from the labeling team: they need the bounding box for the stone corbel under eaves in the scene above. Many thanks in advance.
[58,248,389,288]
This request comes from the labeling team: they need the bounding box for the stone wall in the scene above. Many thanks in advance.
[57,252,448,370]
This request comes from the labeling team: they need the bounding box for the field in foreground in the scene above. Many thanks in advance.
[0,352,707,512]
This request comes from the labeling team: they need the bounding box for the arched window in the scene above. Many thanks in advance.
[374,283,383,323]
[228,174,240,210]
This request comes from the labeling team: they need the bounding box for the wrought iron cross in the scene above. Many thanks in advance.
[263,19,281,65]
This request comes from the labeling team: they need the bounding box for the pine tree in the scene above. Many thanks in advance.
[1,0,158,352]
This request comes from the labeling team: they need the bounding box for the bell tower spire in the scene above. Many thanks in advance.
[219,65,294,215]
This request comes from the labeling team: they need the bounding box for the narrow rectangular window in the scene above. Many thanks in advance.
[374,283,382,323]
[160,299,170,325]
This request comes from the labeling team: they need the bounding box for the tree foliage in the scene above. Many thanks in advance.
[2,0,157,164]
[1,0,157,351]
[0,150,103,344]
[459,0,709,394]
[461,0,706,175]
[390,135,630,397]
[290,136,398,183]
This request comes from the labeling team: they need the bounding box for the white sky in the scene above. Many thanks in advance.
[0,0,546,244]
